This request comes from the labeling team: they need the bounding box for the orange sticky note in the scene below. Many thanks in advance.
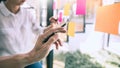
[119,22,120,34]
[64,3,71,16]
[67,22,76,37]
[95,3,120,35]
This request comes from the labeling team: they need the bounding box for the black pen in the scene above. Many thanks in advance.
[42,23,66,43]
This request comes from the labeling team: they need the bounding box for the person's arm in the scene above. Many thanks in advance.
[0,27,66,68]
[0,54,29,68]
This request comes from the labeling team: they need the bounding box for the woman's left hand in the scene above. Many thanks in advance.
[44,17,64,49]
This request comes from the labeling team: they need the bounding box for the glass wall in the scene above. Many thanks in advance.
[26,0,120,68]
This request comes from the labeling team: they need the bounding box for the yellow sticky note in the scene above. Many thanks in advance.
[64,3,71,16]
[67,22,76,37]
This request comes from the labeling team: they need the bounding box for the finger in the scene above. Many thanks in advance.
[54,42,59,49]
[34,34,45,50]
[35,28,66,52]
[40,27,66,43]
[44,24,54,32]
[35,33,57,51]
[44,33,59,48]
[49,17,58,22]
[49,17,58,24]
[57,39,62,46]
[50,19,57,24]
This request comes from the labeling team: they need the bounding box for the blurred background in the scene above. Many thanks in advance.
[23,0,120,68]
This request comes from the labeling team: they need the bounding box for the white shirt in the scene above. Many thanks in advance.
[0,2,43,56]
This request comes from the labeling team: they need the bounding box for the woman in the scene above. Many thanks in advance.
[0,0,66,68]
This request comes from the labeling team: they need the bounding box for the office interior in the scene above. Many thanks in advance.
[23,0,120,68]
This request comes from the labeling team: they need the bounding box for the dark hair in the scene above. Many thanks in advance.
[0,0,6,3]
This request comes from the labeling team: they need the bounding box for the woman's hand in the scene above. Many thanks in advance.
[0,26,66,68]
[44,17,65,49]
[28,26,66,63]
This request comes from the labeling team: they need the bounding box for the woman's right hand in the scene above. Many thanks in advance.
[27,26,66,63]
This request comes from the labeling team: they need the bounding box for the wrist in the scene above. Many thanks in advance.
[26,50,43,64]
[15,53,32,67]
[25,51,37,64]
[22,53,35,65]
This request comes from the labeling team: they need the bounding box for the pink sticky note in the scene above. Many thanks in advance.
[53,2,56,10]
[58,12,63,23]
[76,0,86,15]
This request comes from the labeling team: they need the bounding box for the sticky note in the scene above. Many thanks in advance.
[95,3,120,35]
[58,12,63,23]
[75,23,84,32]
[119,22,120,35]
[53,2,56,10]
[57,0,60,9]
[76,0,86,15]
[64,3,71,16]
[67,22,76,37]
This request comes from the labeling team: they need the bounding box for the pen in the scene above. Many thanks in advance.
[42,23,66,43]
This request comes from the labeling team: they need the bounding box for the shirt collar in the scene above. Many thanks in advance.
[0,1,22,16]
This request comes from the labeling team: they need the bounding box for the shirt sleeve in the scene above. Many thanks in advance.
[28,8,44,35]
